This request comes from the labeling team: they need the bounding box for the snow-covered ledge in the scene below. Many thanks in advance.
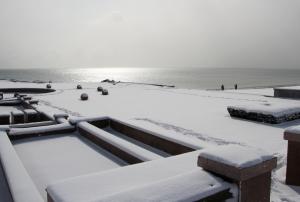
[8,122,75,140]
[0,131,43,202]
[198,145,277,202]
[284,126,300,186]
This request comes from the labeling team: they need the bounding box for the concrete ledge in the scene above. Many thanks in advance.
[78,122,162,164]
[8,123,75,140]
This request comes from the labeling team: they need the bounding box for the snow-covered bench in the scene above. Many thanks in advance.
[78,121,163,163]
[0,132,43,202]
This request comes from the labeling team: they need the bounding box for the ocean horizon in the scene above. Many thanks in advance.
[1,67,300,90]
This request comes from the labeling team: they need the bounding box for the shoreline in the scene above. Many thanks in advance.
[1,78,300,91]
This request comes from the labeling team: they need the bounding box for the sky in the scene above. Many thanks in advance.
[0,0,299,69]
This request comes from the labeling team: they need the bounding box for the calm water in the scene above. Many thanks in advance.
[0,68,300,90]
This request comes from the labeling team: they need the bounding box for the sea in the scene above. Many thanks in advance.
[0,67,300,90]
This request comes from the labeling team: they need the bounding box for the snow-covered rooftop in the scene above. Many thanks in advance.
[1,80,300,201]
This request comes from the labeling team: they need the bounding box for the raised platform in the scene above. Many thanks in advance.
[228,103,300,124]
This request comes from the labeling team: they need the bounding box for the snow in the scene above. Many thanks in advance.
[69,116,109,125]
[93,169,231,202]
[1,80,300,201]
[78,121,163,161]
[199,145,273,168]
[46,150,237,202]
[0,131,43,202]
[0,107,11,116]
[13,132,126,200]
[8,122,74,136]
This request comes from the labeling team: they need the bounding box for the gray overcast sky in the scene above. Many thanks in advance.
[0,0,299,69]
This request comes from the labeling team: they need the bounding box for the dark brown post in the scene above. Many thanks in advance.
[11,110,24,124]
[198,146,277,202]
[284,127,300,186]
[0,114,10,124]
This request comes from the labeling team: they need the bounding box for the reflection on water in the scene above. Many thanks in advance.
[1,67,300,90]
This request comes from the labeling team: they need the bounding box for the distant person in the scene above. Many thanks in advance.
[234,84,238,90]
[221,84,224,91]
